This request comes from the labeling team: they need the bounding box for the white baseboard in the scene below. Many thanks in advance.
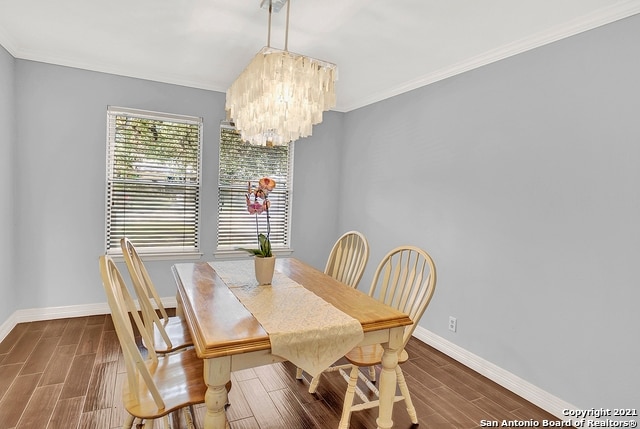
[0,297,178,343]
[1,301,575,423]
[413,326,576,422]
[0,312,18,342]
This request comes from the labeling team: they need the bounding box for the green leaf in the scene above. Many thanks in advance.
[237,234,272,257]
[237,247,263,256]
[258,234,272,257]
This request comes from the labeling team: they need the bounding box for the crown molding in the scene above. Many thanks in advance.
[337,1,640,112]
[0,25,19,57]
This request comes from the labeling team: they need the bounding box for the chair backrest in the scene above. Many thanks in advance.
[368,246,437,348]
[98,255,165,409]
[120,237,173,349]
[324,231,370,289]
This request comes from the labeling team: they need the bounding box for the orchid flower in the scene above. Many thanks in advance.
[259,177,276,192]
[239,177,277,257]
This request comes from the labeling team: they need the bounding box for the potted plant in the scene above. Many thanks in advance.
[239,177,276,284]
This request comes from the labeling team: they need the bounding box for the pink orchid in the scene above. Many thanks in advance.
[245,195,264,214]
[247,202,264,215]
[241,177,277,257]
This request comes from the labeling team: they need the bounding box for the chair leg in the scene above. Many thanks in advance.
[295,367,304,379]
[339,365,360,429]
[123,414,135,429]
[396,366,418,424]
[186,405,198,429]
[368,365,377,383]
[308,374,321,394]
[164,414,174,429]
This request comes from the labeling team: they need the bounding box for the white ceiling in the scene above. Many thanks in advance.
[1,0,639,112]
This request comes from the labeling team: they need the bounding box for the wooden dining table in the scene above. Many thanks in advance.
[172,257,413,429]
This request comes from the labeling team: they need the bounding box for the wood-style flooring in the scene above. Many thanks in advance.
[0,314,562,428]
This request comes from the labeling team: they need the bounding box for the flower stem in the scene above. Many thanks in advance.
[266,208,271,239]
[255,213,259,246]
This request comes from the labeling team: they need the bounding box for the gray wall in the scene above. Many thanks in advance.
[10,60,341,310]
[340,15,639,409]
[290,110,345,270]
[0,44,15,323]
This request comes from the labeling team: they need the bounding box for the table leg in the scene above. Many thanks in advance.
[376,326,404,429]
[175,292,184,319]
[203,356,231,429]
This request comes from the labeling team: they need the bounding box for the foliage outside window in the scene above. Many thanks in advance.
[217,125,293,253]
[105,106,202,256]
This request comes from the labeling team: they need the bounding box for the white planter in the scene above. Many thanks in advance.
[254,256,276,285]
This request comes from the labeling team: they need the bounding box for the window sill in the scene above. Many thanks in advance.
[213,248,294,260]
[107,251,203,263]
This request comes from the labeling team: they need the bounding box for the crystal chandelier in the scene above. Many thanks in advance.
[225,0,337,146]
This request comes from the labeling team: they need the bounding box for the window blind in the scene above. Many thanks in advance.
[105,107,202,254]
[217,126,293,251]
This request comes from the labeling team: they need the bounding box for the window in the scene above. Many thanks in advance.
[217,125,293,253]
[105,106,202,256]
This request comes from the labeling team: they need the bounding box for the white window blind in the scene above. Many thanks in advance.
[105,106,202,255]
[217,126,293,251]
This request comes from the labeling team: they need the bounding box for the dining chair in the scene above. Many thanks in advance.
[337,245,437,429]
[296,231,370,384]
[99,255,227,429]
[121,237,193,354]
[323,230,370,289]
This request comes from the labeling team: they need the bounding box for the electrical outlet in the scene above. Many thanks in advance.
[448,316,457,332]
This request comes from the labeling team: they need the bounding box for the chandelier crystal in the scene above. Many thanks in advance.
[225,1,337,146]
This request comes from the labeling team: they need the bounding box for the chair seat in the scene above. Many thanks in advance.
[123,348,206,419]
[344,344,409,367]
[122,348,231,420]
[152,316,193,354]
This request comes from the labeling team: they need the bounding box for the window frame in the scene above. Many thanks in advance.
[215,123,294,258]
[104,106,203,260]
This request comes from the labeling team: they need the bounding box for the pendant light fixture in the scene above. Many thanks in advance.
[225,0,337,146]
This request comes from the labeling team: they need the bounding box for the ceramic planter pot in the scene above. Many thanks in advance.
[254,255,275,285]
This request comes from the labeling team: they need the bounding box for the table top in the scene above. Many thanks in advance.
[172,258,413,359]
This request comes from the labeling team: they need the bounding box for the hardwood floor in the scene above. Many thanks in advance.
[0,314,561,429]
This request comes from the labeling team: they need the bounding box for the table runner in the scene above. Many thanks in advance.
[209,260,364,377]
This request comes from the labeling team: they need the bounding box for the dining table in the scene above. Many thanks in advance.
[172,257,413,429]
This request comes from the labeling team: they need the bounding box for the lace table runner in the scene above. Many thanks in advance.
[209,260,364,377]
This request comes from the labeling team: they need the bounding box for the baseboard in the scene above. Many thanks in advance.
[0,297,178,343]
[413,326,576,422]
[0,312,18,342]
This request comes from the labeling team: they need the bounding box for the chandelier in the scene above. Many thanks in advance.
[225,0,337,146]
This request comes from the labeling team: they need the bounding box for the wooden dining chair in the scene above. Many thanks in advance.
[99,255,221,429]
[296,231,370,384]
[324,230,370,289]
[121,237,193,354]
[337,245,437,429]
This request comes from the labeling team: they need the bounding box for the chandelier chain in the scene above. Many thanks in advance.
[284,0,290,51]
[267,1,272,47]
